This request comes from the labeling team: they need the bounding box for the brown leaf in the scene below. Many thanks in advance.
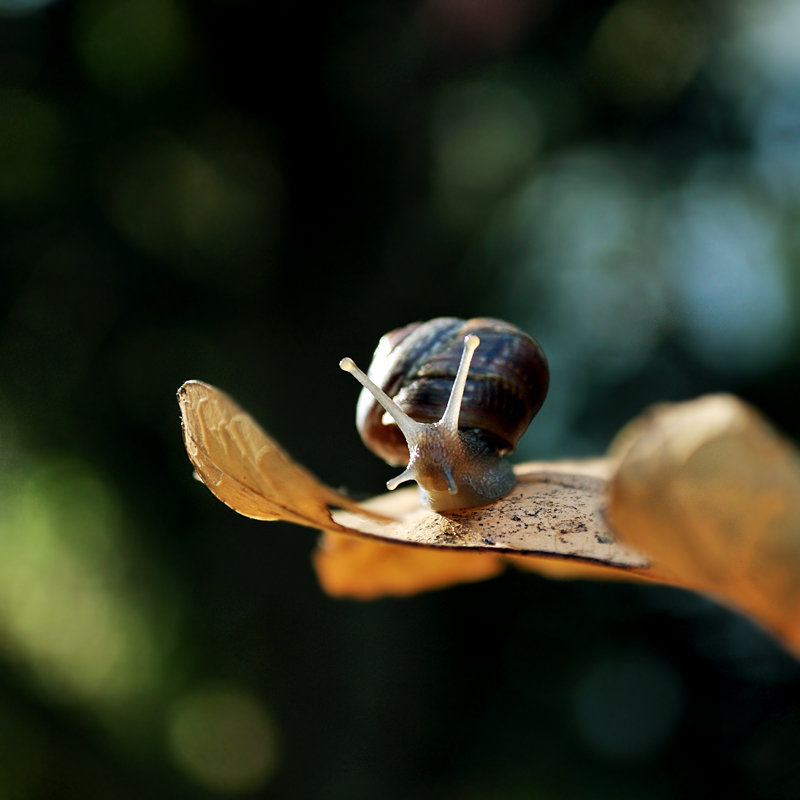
[331,460,649,565]
[177,381,659,596]
[177,380,384,531]
[179,381,800,655]
[315,460,659,598]
[313,532,504,599]
[608,394,800,654]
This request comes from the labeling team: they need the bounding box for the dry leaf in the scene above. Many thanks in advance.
[179,381,800,655]
[313,532,504,599]
[177,381,384,532]
[330,461,650,563]
[178,381,657,597]
[608,394,800,654]
[315,459,659,597]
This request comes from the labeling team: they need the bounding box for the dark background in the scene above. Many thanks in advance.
[1,0,800,796]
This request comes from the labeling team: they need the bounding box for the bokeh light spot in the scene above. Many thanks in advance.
[432,81,540,228]
[75,0,191,97]
[101,127,279,281]
[503,150,666,376]
[0,0,59,16]
[585,0,707,107]
[572,652,683,760]
[168,684,280,793]
[730,0,800,84]
[0,459,171,708]
[417,0,545,53]
[664,175,793,375]
[0,89,61,203]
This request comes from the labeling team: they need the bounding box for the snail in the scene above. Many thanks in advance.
[339,317,549,512]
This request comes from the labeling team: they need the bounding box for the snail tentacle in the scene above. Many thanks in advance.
[440,334,479,433]
[339,357,423,444]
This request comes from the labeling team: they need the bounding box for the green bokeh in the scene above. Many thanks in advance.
[75,0,192,97]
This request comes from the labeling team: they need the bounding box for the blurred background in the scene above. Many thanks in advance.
[0,0,799,796]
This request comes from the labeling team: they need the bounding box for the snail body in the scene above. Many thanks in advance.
[340,317,549,512]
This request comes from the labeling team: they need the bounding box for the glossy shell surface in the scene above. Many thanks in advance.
[356,317,549,466]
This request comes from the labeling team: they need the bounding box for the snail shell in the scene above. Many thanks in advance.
[355,317,549,467]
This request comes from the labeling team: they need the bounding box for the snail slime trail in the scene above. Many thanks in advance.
[340,317,549,512]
